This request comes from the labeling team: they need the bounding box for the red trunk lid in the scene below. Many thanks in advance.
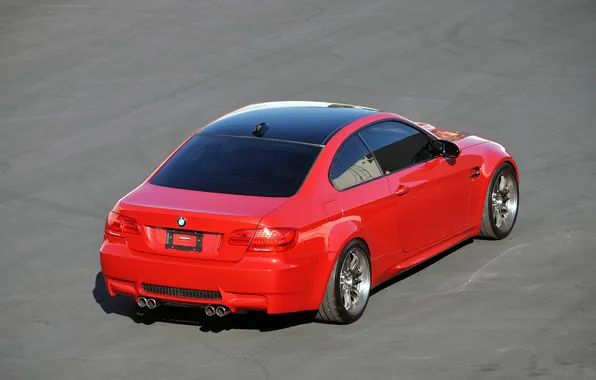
[116,183,288,262]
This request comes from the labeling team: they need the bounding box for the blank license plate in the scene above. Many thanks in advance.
[165,230,203,251]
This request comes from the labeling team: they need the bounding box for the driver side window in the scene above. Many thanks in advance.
[358,121,438,175]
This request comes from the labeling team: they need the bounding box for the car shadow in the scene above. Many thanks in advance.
[371,238,474,296]
[93,239,473,332]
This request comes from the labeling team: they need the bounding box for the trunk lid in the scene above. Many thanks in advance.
[116,183,288,262]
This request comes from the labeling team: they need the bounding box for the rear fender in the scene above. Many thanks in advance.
[311,219,370,306]
[326,218,363,253]
[260,196,373,308]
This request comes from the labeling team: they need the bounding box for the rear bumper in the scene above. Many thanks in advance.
[100,240,329,314]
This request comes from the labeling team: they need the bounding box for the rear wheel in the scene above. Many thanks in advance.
[479,163,519,239]
[315,240,372,324]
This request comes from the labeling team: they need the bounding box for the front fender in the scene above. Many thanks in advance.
[469,142,519,225]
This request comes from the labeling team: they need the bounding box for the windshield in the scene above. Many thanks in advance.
[150,134,321,197]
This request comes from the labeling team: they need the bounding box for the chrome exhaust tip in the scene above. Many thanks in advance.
[205,305,215,316]
[215,306,230,317]
[146,298,158,309]
[137,297,147,308]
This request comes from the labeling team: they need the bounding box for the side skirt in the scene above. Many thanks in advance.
[372,223,480,288]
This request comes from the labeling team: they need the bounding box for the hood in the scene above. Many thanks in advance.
[416,122,488,150]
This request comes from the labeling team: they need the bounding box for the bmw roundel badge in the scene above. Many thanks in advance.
[177,216,186,227]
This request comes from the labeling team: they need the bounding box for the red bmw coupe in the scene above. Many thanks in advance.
[100,101,519,324]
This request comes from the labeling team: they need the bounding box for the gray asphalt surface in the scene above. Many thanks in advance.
[1,0,596,379]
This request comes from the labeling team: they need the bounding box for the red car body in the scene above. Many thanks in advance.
[100,101,519,320]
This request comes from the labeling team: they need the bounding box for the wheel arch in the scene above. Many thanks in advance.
[468,142,519,227]
[504,158,519,182]
[482,141,519,183]
[313,234,374,324]
[351,237,371,257]
[312,230,372,308]
[483,157,519,193]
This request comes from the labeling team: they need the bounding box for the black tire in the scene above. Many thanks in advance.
[479,162,519,240]
[315,239,372,324]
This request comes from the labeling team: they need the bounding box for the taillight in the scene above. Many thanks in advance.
[104,211,140,238]
[228,229,254,246]
[229,228,298,252]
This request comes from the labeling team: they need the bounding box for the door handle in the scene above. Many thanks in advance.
[395,184,410,196]
[469,167,481,178]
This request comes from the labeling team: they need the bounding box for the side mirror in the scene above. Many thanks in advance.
[435,139,460,159]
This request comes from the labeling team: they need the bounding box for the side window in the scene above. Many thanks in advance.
[359,122,438,174]
[329,135,383,190]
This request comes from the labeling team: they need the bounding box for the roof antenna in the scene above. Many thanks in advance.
[252,122,269,137]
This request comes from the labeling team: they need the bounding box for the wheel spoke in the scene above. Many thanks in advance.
[342,287,351,309]
[495,209,503,228]
[503,183,511,195]
[498,175,506,192]
[349,252,359,271]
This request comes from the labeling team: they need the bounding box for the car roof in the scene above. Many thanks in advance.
[197,101,381,145]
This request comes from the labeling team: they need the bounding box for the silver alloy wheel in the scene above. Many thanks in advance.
[339,247,371,315]
[491,170,519,232]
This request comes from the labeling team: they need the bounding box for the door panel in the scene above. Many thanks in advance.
[335,179,401,260]
[358,121,473,253]
[387,156,471,252]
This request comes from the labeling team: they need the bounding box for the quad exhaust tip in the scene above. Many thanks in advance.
[139,299,228,315]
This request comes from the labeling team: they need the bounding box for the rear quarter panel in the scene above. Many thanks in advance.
[257,188,365,309]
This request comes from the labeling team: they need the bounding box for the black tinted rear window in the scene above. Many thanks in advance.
[150,135,321,197]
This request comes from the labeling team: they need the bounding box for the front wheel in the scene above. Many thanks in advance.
[315,240,372,324]
[479,162,519,239]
